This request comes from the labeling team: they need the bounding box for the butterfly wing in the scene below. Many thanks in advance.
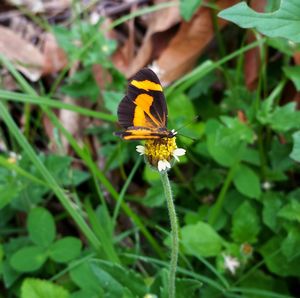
[117,68,168,130]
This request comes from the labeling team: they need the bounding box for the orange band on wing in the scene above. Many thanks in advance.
[131,79,163,91]
[133,94,160,126]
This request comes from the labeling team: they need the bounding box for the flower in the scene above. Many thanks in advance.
[136,136,186,172]
[7,152,21,164]
[262,181,273,190]
[223,254,240,275]
[144,294,157,298]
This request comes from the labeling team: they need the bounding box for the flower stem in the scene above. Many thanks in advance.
[160,171,178,298]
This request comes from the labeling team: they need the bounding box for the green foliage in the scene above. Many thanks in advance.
[283,66,300,91]
[231,201,260,244]
[48,237,82,263]
[233,164,261,199]
[53,22,125,102]
[10,246,47,272]
[21,278,69,298]
[219,0,300,43]
[27,207,56,247]
[2,1,300,297]
[70,260,148,297]
[290,131,300,162]
[181,221,223,257]
[180,0,203,21]
[9,206,82,273]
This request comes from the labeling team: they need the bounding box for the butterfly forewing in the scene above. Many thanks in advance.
[116,68,172,140]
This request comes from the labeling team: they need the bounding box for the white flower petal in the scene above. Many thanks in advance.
[157,160,171,172]
[136,145,145,155]
[173,154,179,162]
[224,255,240,275]
[157,160,165,172]
[173,148,186,157]
[165,160,171,169]
[171,129,178,135]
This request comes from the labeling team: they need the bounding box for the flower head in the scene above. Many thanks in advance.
[7,152,21,164]
[136,136,185,172]
[223,254,240,275]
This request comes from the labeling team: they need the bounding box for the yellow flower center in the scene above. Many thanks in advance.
[144,137,177,167]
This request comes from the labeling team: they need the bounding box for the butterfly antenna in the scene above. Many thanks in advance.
[175,115,200,133]
[173,115,200,142]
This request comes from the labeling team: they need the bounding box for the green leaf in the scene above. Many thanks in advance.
[281,227,300,261]
[92,261,148,297]
[103,91,123,116]
[233,164,261,199]
[269,138,294,172]
[27,207,56,247]
[231,201,260,243]
[140,182,164,207]
[61,68,99,101]
[260,236,300,277]
[239,270,285,298]
[0,185,18,209]
[220,116,255,144]
[181,221,223,257]
[10,246,47,272]
[283,66,300,91]
[70,262,103,295]
[168,93,196,143]
[2,259,20,288]
[290,131,300,162]
[176,278,202,296]
[150,268,169,298]
[21,278,69,298]
[90,263,124,297]
[194,166,223,191]
[262,192,283,232]
[71,289,103,298]
[219,0,300,43]
[180,0,203,21]
[278,199,300,222]
[269,103,300,132]
[206,119,245,167]
[49,237,82,263]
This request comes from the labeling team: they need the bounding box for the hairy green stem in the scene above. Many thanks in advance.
[160,171,178,298]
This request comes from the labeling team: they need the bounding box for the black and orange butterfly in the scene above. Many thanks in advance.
[115,68,176,140]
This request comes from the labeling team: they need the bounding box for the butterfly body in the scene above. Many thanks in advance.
[115,68,175,140]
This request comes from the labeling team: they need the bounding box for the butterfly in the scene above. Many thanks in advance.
[115,68,176,140]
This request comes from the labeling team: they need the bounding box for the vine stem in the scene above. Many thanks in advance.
[160,171,178,298]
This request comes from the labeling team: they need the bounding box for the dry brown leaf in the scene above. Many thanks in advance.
[293,52,300,65]
[244,0,267,90]
[123,0,181,78]
[59,96,83,152]
[244,32,260,91]
[111,4,136,74]
[6,0,71,14]
[0,25,44,81]
[42,32,68,74]
[155,0,238,85]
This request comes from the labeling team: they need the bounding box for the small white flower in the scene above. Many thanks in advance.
[172,148,186,162]
[144,294,157,298]
[223,254,240,275]
[262,181,272,190]
[158,160,171,172]
[136,145,145,155]
[7,151,21,164]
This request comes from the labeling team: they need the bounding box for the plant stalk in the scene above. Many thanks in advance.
[160,171,178,298]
